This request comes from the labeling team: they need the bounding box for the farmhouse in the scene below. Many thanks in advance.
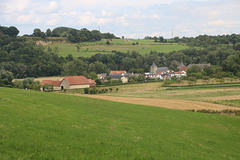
[41,80,61,91]
[60,76,91,90]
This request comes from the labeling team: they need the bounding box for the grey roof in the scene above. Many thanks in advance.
[123,73,134,77]
[188,64,210,68]
[156,67,169,73]
[110,74,123,79]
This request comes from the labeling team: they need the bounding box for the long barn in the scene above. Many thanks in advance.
[60,76,92,90]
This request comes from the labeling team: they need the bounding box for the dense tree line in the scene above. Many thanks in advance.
[173,34,240,47]
[29,27,119,43]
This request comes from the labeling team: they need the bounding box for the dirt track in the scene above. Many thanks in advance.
[74,94,240,111]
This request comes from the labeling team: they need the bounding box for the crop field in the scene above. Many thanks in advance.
[1,87,240,159]
[66,80,240,111]
[45,39,189,57]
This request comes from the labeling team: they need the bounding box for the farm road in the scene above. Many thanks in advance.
[74,94,240,111]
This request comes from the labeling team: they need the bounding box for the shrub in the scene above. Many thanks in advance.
[13,80,24,89]
[84,88,89,94]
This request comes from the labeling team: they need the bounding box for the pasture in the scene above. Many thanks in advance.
[1,87,240,159]
[45,39,188,57]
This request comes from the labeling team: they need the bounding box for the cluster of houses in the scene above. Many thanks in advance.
[145,60,210,80]
[40,60,210,91]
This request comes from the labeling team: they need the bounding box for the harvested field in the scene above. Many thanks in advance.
[13,76,64,82]
[75,94,240,111]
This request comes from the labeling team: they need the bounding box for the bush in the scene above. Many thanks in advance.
[162,79,172,86]
[13,80,24,89]
[84,88,89,94]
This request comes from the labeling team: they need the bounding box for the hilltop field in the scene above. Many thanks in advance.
[43,39,189,57]
[1,87,240,159]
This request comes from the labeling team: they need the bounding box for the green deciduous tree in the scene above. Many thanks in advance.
[0,69,13,86]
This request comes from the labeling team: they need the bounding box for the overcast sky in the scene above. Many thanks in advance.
[0,0,239,38]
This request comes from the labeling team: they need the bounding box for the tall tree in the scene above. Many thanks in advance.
[46,29,52,37]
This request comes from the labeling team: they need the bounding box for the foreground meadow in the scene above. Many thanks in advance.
[1,87,240,159]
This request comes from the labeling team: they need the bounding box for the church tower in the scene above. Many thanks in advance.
[150,62,157,74]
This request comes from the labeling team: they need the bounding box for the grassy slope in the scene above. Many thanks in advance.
[1,87,240,159]
[45,39,188,57]
[217,100,240,108]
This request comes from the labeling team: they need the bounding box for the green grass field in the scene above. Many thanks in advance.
[1,87,240,159]
[45,39,189,57]
[216,100,240,108]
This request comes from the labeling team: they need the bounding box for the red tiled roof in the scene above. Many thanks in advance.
[41,80,61,87]
[156,71,164,75]
[180,66,188,71]
[63,76,89,85]
[110,70,126,74]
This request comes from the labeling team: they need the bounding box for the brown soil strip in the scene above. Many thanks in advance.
[72,94,240,111]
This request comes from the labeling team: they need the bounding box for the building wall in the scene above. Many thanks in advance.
[121,77,128,83]
[69,84,90,89]
[60,79,90,89]
[53,86,61,90]
[150,66,157,74]
[60,79,70,89]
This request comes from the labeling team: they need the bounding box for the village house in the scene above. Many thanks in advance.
[110,74,128,83]
[109,72,135,83]
[97,73,107,81]
[144,72,156,78]
[172,71,187,78]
